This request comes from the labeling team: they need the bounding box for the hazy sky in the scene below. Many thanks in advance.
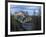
[10,5,41,16]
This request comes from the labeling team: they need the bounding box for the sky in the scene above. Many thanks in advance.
[10,5,41,16]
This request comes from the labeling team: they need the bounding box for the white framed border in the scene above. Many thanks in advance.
[8,2,43,35]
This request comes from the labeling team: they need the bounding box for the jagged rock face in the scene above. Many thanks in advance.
[14,12,32,23]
